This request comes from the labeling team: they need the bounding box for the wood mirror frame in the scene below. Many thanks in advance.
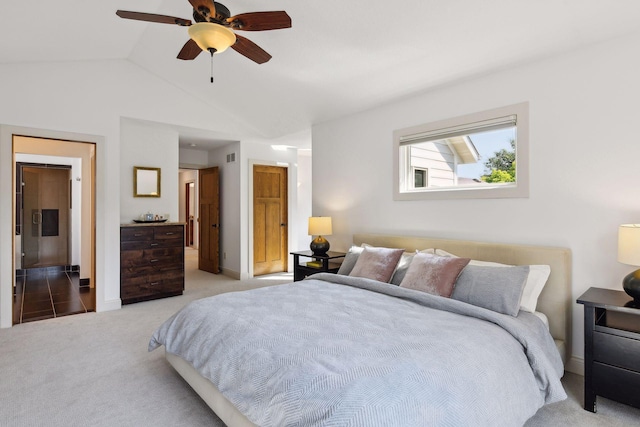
[133,166,161,197]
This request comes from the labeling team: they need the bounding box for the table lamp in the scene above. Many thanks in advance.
[617,224,640,302]
[308,216,332,255]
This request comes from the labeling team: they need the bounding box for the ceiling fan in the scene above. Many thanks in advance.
[116,0,291,65]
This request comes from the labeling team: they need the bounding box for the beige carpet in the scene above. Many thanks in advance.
[1,249,639,426]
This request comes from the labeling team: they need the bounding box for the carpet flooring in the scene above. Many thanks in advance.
[1,249,639,426]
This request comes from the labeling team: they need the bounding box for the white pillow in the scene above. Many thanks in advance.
[435,249,550,313]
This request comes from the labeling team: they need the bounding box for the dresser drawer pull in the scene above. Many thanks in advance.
[150,243,159,247]
[164,232,175,236]
[134,233,143,237]
[150,282,160,286]
[150,259,159,263]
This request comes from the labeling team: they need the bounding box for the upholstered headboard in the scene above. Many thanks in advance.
[353,234,572,364]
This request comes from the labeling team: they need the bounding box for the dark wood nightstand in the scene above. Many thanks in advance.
[577,287,640,412]
[290,250,346,282]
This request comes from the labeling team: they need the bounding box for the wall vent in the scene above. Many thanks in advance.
[226,153,236,163]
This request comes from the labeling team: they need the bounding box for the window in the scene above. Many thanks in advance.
[393,102,529,200]
[413,168,427,188]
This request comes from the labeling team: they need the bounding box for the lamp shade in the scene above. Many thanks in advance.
[618,224,640,266]
[308,217,332,236]
[188,22,236,53]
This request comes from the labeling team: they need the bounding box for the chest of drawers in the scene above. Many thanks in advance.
[120,224,184,304]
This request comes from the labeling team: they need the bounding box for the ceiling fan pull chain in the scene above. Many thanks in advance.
[209,47,216,83]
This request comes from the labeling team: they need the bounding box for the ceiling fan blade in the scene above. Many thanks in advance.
[231,35,272,64]
[188,0,216,20]
[227,11,292,31]
[116,10,191,26]
[177,39,203,60]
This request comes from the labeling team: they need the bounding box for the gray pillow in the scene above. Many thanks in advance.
[452,265,530,316]
[389,252,415,285]
[337,246,364,275]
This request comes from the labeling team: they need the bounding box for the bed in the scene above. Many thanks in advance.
[149,234,572,426]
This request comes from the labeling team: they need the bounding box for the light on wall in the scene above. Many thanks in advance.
[308,217,332,255]
[617,224,640,302]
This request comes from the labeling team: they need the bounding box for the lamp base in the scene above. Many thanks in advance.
[623,269,640,302]
[310,236,330,256]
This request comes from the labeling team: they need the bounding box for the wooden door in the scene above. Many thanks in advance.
[253,165,288,276]
[198,167,220,273]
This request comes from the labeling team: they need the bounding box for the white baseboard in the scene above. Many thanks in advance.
[565,356,584,376]
[221,267,241,280]
[97,298,122,312]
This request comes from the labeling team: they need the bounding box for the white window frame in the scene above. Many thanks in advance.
[393,102,529,200]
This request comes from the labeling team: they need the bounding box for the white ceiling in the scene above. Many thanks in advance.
[3,1,640,149]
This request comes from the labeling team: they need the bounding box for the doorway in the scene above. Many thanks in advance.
[185,181,195,247]
[19,165,71,268]
[198,167,220,274]
[13,136,96,324]
[253,164,288,276]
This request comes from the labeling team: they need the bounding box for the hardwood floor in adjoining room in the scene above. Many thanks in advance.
[13,267,95,324]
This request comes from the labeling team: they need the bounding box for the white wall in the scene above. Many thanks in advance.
[208,142,242,277]
[312,31,640,371]
[178,169,198,248]
[120,119,180,223]
[297,150,313,251]
[179,148,210,169]
[0,59,260,327]
[179,140,311,280]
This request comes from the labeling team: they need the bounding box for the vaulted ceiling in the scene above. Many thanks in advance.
[3,1,640,148]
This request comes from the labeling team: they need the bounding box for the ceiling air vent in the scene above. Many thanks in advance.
[226,153,236,163]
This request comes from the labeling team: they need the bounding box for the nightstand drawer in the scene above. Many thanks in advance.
[594,331,640,372]
[593,362,640,409]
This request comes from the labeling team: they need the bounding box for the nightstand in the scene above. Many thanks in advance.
[577,287,640,412]
[290,250,346,282]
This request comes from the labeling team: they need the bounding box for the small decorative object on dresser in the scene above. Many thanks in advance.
[120,223,184,304]
[618,224,640,302]
[291,250,345,281]
[577,287,640,412]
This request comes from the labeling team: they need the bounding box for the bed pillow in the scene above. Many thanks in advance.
[435,249,551,313]
[452,265,529,316]
[389,248,436,286]
[349,246,405,282]
[337,246,364,275]
[339,245,434,277]
[399,253,470,297]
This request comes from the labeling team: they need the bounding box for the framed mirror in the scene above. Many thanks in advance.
[133,166,161,197]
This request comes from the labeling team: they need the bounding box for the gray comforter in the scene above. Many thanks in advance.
[149,273,566,426]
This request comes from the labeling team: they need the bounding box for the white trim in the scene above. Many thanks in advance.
[220,267,241,280]
[0,124,111,328]
[399,114,517,146]
[566,356,584,376]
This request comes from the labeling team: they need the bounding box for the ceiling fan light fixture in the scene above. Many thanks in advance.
[188,22,236,53]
